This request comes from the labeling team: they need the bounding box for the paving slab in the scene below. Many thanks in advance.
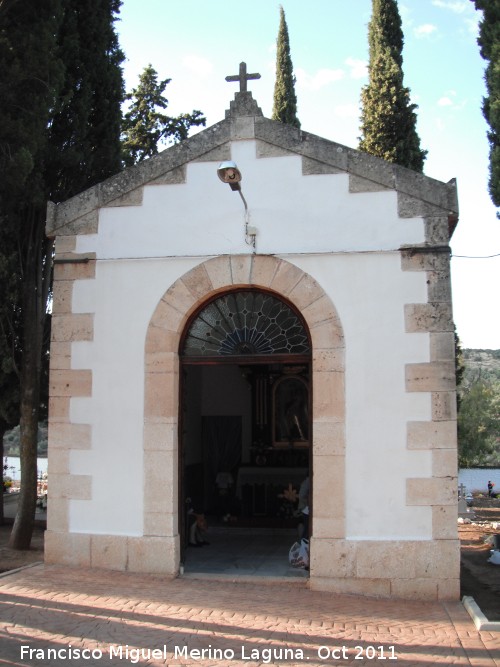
[0,564,498,666]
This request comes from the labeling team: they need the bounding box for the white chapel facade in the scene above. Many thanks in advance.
[45,75,460,600]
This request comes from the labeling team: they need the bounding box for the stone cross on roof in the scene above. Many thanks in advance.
[225,62,261,93]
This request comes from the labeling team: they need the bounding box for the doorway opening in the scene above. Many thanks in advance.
[179,290,311,576]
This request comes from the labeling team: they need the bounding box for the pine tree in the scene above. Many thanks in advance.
[359,0,426,172]
[121,64,206,166]
[473,0,500,208]
[272,5,300,129]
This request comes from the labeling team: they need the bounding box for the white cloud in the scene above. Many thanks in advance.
[464,17,480,38]
[295,67,344,91]
[414,24,438,38]
[334,104,360,120]
[431,0,470,14]
[182,55,213,76]
[345,57,367,79]
[436,90,467,110]
[438,96,454,107]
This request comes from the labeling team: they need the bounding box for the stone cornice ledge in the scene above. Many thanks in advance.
[46,120,232,237]
[254,117,458,217]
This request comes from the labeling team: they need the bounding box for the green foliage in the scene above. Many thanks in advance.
[3,423,48,458]
[121,64,206,166]
[359,0,427,172]
[0,0,65,212]
[473,0,500,208]
[462,348,500,385]
[458,348,500,467]
[0,0,124,547]
[455,330,465,411]
[272,5,300,129]
[46,0,125,202]
[458,380,500,467]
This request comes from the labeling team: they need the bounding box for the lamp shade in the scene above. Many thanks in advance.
[217,161,242,190]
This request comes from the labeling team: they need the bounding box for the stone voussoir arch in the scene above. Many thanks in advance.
[142,254,346,567]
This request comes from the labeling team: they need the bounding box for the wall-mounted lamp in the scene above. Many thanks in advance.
[217,161,242,191]
[217,161,257,251]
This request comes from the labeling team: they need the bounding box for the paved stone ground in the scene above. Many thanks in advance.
[0,565,498,667]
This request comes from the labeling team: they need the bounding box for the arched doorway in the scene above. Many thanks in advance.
[142,254,345,579]
[180,289,312,576]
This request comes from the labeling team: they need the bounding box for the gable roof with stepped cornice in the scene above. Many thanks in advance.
[46,90,459,241]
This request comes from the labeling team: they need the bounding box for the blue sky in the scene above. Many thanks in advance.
[117,0,500,349]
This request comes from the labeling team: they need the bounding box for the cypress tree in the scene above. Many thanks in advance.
[0,0,125,548]
[272,5,300,129]
[473,0,500,208]
[359,0,426,172]
[0,0,65,548]
[47,0,125,202]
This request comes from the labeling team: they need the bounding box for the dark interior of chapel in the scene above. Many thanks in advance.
[181,362,310,530]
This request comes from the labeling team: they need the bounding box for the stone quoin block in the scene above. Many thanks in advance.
[426,269,452,302]
[405,303,453,333]
[430,332,456,362]
[356,541,416,580]
[51,281,74,315]
[53,257,96,281]
[50,313,94,343]
[405,362,456,392]
[44,531,91,567]
[407,420,457,450]
[91,535,128,571]
[406,477,456,506]
[127,536,178,575]
[49,473,91,500]
[46,499,69,533]
[309,538,356,578]
[54,235,77,255]
[50,369,92,397]
[432,505,458,540]
[48,397,71,423]
[432,449,458,478]
[48,422,91,450]
[432,392,457,421]
[49,342,72,370]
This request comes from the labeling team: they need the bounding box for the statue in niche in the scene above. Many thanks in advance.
[273,376,309,446]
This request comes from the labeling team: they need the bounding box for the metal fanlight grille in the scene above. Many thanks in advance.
[182,291,310,357]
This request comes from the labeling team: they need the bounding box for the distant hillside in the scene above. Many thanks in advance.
[462,348,500,386]
[3,423,48,458]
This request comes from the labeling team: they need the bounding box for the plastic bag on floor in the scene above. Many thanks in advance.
[289,538,309,569]
[487,550,500,565]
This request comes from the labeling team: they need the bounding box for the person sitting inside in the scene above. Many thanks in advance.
[188,509,210,547]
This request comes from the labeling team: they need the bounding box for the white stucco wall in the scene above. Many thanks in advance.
[293,254,432,540]
[76,140,424,260]
[66,138,433,539]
